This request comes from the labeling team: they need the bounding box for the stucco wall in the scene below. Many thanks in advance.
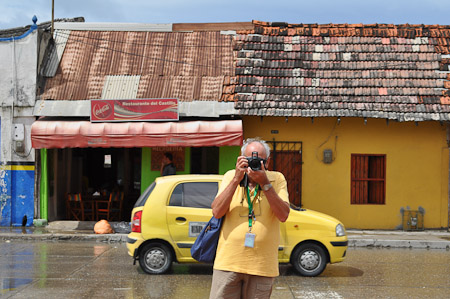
[243,116,449,229]
[0,30,37,108]
[0,30,37,226]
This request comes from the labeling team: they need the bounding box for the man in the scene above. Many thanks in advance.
[160,152,176,176]
[210,138,290,299]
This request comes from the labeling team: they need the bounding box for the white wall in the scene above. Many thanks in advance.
[0,30,37,164]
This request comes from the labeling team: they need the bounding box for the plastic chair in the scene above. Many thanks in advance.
[66,193,93,221]
[96,192,124,221]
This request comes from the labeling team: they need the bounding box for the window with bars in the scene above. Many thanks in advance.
[351,154,386,205]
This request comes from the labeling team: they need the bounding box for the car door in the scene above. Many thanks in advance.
[166,181,219,259]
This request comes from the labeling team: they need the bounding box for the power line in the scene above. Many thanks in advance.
[56,30,234,48]
[55,30,234,70]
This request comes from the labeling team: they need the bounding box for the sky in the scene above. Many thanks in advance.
[1,0,450,30]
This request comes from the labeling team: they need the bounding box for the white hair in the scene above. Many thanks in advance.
[241,137,271,158]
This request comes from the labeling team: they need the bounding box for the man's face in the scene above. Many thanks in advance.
[244,142,267,160]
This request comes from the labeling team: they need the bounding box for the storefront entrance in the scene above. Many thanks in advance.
[31,119,243,223]
[46,147,141,221]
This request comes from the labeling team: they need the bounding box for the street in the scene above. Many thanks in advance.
[1,241,449,298]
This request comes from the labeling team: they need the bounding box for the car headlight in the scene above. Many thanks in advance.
[335,223,346,237]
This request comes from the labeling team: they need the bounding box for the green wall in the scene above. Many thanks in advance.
[140,146,240,194]
[219,146,241,174]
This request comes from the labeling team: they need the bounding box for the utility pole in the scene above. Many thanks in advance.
[51,0,54,36]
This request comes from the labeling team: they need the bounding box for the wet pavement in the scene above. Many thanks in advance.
[1,240,449,298]
[1,221,450,249]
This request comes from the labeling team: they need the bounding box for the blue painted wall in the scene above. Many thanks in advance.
[0,168,12,226]
[11,167,35,226]
[0,166,34,227]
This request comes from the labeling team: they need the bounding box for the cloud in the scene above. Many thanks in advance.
[1,0,450,30]
[0,1,51,29]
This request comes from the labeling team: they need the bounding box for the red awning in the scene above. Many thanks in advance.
[31,120,243,149]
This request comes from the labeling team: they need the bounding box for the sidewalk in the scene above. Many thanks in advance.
[1,221,449,250]
[347,229,450,249]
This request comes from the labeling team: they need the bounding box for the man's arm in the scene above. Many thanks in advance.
[211,156,247,218]
[211,176,240,219]
[261,183,290,222]
[248,163,290,222]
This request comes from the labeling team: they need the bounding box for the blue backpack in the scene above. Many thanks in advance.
[191,216,223,263]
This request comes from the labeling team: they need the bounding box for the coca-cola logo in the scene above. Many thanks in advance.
[92,102,112,119]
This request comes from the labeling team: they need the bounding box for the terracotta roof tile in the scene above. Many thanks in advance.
[233,22,450,121]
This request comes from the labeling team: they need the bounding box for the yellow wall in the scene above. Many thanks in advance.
[243,116,449,229]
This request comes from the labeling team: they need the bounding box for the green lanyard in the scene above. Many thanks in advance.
[246,185,259,231]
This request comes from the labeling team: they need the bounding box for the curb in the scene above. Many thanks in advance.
[2,233,450,250]
[0,233,128,243]
[348,239,450,250]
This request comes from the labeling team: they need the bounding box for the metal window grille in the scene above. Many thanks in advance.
[267,141,303,208]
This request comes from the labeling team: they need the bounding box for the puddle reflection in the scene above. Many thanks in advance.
[1,278,33,294]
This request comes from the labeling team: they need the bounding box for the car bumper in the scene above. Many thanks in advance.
[328,236,348,264]
[126,232,145,259]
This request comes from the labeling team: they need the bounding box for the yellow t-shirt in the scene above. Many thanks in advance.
[213,170,289,277]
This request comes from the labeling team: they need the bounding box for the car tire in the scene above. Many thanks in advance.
[291,243,327,277]
[139,242,173,274]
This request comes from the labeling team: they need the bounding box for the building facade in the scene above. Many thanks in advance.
[32,22,250,222]
[231,22,450,229]
[3,19,450,230]
[0,17,40,226]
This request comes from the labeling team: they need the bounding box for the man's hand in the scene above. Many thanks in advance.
[247,160,270,186]
[234,156,248,183]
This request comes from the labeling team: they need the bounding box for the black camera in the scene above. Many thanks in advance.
[246,151,266,171]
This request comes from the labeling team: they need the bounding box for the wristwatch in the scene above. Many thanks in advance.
[262,183,272,191]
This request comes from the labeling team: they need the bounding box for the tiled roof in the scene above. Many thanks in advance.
[40,28,235,102]
[231,21,450,121]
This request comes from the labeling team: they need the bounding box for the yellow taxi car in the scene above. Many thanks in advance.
[127,175,347,277]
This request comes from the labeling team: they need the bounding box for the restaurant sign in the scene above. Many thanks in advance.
[90,98,179,122]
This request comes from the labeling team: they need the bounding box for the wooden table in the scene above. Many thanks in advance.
[83,194,109,221]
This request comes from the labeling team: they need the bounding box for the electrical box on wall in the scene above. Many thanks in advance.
[323,149,333,164]
[15,141,25,153]
[13,124,25,153]
[13,124,25,141]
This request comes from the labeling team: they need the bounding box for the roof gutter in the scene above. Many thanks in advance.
[0,16,38,42]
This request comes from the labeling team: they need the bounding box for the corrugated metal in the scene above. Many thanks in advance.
[41,30,234,104]
[54,22,173,32]
[42,30,70,77]
[101,75,140,99]
[136,76,224,102]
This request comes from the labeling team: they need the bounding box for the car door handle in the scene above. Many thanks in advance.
[176,217,186,222]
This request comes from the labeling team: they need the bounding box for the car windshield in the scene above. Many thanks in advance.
[134,182,156,207]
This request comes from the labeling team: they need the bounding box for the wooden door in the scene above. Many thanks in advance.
[267,141,303,207]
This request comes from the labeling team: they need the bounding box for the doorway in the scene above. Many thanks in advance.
[47,147,141,221]
[267,141,303,207]
[190,147,219,174]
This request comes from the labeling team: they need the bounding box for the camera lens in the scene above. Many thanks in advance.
[247,158,261,170]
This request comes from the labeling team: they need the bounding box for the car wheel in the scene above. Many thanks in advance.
[291,243,327,277]
[139,242,173,274]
